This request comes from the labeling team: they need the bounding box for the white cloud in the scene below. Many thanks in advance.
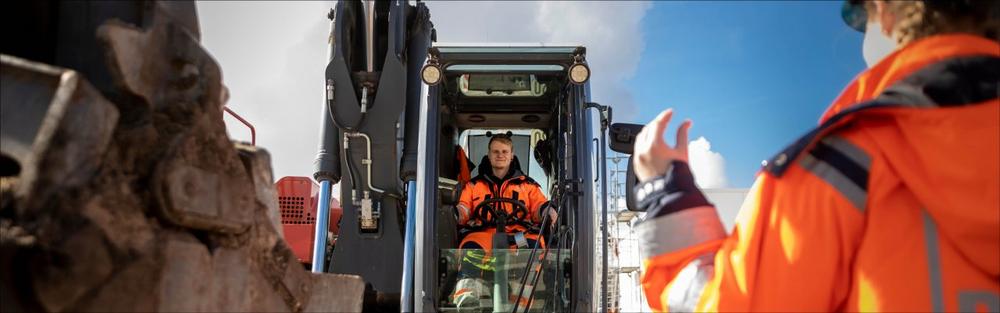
[687,136,728,188]
[198,1,651,181]
[425,1,651,122]
[198,2,331,181]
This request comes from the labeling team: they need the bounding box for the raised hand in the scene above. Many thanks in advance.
[633,108,692,182]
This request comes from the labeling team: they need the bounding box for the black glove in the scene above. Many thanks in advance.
[634,161,712,218]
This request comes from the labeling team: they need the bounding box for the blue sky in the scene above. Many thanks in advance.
[199,1,868,189]
[625,1,868,187]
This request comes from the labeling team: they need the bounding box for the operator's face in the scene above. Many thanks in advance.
[488,141,513,172]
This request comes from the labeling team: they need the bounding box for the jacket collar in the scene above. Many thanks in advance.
[478,168,526,186]
[822,34,1000,123]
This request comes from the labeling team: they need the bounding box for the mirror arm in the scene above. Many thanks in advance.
[585,102,612,130]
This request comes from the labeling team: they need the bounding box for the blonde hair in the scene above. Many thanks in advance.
[488,135,513,150]
[870,1,999,46]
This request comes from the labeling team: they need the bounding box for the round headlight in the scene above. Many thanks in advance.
[569,63,590,84]
[421,64,442,85]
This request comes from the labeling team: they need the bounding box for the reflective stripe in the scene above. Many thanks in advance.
[453,288,472,298]
[799,136,871,212]
[879,83,938,107]
[821,136,872,171]
[457,204,471,224]
[959,291,1000,312]
[463,250,496,271]
[667,252,715,312]
[636,206,725,259]
[922,211,944,312]
[809,136,870,189]
[800,154,868,211]
[513,232,528,248]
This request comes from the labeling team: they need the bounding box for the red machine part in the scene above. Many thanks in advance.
[276,176,342,265]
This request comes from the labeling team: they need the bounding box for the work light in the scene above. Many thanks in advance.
[569,63,590,84]
[421,63,442,86]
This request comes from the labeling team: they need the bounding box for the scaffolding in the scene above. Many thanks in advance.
[601,153,749,312]
[603,153,649,312]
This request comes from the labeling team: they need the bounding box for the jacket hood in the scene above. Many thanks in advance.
[830,34,1000,275]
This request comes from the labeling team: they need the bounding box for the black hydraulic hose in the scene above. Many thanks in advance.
[334,84,405,203]
[326,89,364,195]
[524,257,544,312]
[342,132,402,202]
[522,204,572,313]
[514,91,573,312]
[511,195,568,313]
[510,216,549,312]
[336,96,404,200]
[340,133,360,202]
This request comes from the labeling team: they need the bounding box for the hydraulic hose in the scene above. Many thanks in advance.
[511,195,569,313]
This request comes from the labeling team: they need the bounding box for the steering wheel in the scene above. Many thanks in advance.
[471,197,537,232]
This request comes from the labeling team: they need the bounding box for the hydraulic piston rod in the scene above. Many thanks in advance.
[364,0,375,73]
[311,180,334,272]
[400,181,417,312]
[310,8,342,273]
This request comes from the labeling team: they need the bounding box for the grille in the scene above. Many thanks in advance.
[279,196,315,224]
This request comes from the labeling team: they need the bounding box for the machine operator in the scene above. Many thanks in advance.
[450,134,557,308]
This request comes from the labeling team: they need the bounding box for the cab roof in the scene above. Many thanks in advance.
[433,44,585,67]
[431,44,587,129]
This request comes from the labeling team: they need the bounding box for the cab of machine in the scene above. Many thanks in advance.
[414,44,600,312]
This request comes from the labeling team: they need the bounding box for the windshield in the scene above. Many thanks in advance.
[439,248,572,312]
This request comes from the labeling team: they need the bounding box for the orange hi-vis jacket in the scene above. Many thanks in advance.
[458,168,549,249]
[639,34,999,312]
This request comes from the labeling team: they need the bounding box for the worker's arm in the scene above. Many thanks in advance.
[457,182,476,226]
[524,183,551,224]
[633,109,867,311]
[638,165,866,311]
[633,161,721,312]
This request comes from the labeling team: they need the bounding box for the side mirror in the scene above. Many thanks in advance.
[608,123,643,154]
[625,156,641,211]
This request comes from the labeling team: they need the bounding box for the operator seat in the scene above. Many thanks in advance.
[435,151,479,251]
[437,178,461,250]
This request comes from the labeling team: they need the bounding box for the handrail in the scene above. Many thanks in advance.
[223,107,256,146]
